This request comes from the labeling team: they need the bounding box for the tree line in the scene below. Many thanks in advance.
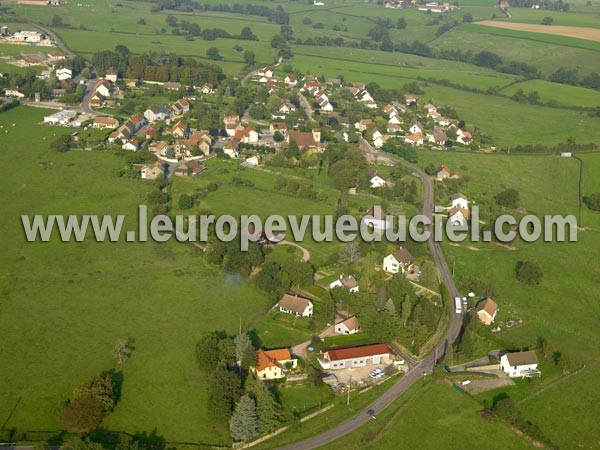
[91,47,224,85]
[195,331,283,442]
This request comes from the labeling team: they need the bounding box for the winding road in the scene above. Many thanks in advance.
[280,141,464,450]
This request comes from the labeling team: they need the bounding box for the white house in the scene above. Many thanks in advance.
[329,275,359,293]
[245,155,260,167]
[404,133,424,146]
[434,116,451,127]
[234,127,258,144]
[4,88,25,98]
[436,165,451,181]
[388,114,402,125]
[257,66,273,78]
[122,139,139,151]
[372,130,385,149]
[55,67,72,81]
[105,68,118,83]
[409,122,423,134]
[361,205,389,233]
[383,247,414,274]
[448,206,469,227]
[278,294,313,317]
[199,84,215,94]
[319,99,334,112]
[456,130,472,146]
[451,193,469,210]
[500,351,540,378]
[334,316,361,335]
[318,344,395,370]
[425,103,437,113]
[369,174,387,189]
[95,80,112,97]
[144,105,171,122]
[284,75,297,86]
[141,164,165,180]
[253,348,297,380]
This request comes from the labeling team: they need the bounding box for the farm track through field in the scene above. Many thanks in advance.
[477,20,600,43]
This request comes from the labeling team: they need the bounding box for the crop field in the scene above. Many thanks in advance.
[466,23,600,50]
[495,7,600,29]
[500,79,600,108]
[477,20,600,43]
[0,107,274,444]
[412,150,600,446]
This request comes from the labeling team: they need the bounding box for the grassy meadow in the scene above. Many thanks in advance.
[432,25,600,76]
[411,150,600,446]
[418,84,600,147]
[0,107,274,444]
[326,381,533,449]
[500,79,600,108]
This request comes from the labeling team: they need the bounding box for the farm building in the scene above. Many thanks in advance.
[318,344,395,370]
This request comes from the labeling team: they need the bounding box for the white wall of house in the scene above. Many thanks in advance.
[500,356,539,378]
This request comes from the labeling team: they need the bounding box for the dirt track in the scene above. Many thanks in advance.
[477,20,600,43]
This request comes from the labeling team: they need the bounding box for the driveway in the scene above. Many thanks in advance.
[279,240,310,262]
[463,370,514,394]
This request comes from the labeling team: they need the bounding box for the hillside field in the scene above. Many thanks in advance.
[0,107,273,444]
[412,150,600,447]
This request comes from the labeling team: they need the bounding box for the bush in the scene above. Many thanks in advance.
[516,261,543,285]
[51,134,71,152]
[586,192,600,210]
[178,193,193,210]
[495,188,519,209]
[60,373,116,432]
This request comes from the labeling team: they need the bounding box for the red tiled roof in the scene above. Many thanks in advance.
[255,348,292,372]
[323,344,394,362]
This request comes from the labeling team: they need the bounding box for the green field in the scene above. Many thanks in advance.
[433,25,600,76]
[327,381,532,449]
[411,150,600,446]
[417,84,600,147]
[497,7,600,29]
[0,107,274,444]
[290,46,519,90]
[500,79,600,108]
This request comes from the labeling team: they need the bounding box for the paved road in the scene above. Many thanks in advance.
[298,93,313,121]
[280,140,464,450]
[24,20,99,116]
[27,21,74,58]
[80,76,101,115]
[240,56,282,86]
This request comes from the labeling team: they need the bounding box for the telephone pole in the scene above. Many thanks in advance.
[347,375,352,406]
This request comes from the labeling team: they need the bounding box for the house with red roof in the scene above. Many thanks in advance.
[318,344,395,370]
[253,348,297,380]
